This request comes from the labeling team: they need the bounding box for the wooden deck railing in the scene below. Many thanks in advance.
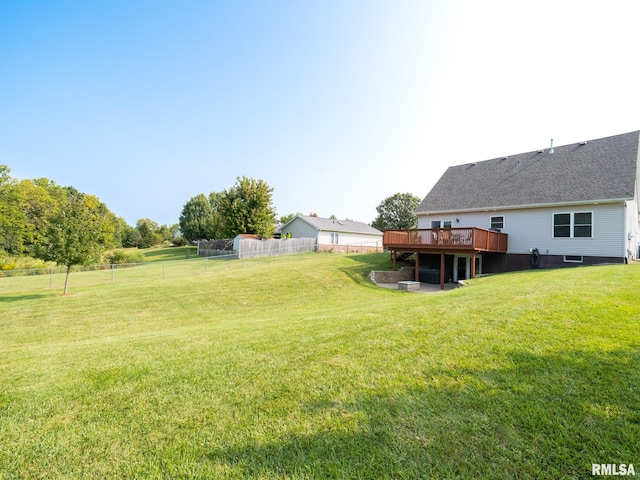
[383,227,508,253]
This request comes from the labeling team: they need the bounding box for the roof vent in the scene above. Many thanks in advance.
[549,139,554,154]
[580,141,587,146]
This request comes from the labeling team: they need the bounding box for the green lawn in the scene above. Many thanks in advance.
[140,245,198,262]
[1,252,638,479]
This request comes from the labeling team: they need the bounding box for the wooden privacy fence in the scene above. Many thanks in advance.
[197,240,234,258]
[239,238,317,259]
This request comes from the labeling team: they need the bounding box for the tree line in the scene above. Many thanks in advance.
[0,165,184,292]
[0,165,178,257]
[178,183,422,242]
[1,161,420,293]
[178,176,277,242]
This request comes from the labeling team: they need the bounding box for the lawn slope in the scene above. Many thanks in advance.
[1,253,639,479]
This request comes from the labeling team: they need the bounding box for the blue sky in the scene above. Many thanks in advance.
[2,1,640,227]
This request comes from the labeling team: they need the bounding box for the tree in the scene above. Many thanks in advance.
[206,191,226,239]
[157,224,174,243]
[279,213,298,224]
[136,218,162,248]
[0,166,27,254]
[179,193,215,242]
[17,178,67,256]
[218,176,277,238]
[35,188,115,294]
[371,192,421,231]
[121,223,142,248]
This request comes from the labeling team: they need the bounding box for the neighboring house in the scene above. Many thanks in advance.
[279,215,383,252]
[384,130,640,286]
[232,233,260,251]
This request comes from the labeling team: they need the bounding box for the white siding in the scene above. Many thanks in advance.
[281,217,382,248]
[318,230,382,247]
[418,202,627,257]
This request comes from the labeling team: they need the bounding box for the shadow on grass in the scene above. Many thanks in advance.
[204,346,640,479]
[141,246,197,262]
[0,293,53,302]
[338,253,394,289]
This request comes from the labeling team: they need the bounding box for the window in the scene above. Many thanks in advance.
[330,232,339,244]
[564,255,583,263]
[431,220,452,228]
[573,212,592,237]
[490,216,504,230]
[553,214,571,237]
[553,212,592,238]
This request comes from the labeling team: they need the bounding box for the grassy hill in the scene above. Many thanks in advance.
[1,251,638,479]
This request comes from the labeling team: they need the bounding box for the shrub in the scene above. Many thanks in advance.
[104,250,144,265]
[173,236,188,247]
[0,252,53,271]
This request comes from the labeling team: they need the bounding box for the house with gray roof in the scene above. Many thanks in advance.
[384,130,640,286]
[279,215,383,253]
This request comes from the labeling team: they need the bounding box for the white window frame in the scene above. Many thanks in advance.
[431,219,453,229]
[330,232,339,244]
[552,211,593,238]
[564,255,584,263]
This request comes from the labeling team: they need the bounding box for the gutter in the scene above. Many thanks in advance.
[415,198,632,216]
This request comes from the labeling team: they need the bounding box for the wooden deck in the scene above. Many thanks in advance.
[383,227,508,253]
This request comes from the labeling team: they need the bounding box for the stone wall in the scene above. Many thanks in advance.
[369,266,415,284]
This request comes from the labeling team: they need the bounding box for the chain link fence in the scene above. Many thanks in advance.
[0,248,336,294]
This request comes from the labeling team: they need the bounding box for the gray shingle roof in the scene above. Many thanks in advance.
[417,130,640,213]
[296,215,382,235]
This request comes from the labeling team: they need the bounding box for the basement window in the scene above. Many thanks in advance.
[564,255,584,263]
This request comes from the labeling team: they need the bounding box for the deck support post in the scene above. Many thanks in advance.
[440,252,445,290]
[415,252,420,282]
[392,251,397,271]
[471,252,476,278]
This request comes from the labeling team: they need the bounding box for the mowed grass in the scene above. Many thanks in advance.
[1,252,639,479]
[139,245,198,262]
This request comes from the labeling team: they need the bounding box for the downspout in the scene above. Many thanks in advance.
[623,201,628,261]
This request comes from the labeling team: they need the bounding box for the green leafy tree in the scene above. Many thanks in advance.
[0,166,27,254]
[136,218,162,248]
[207,191,226,239]
[35,188,115,294]
[120,221,142,248]
[137,222,155,248]
[279,213,298,225]
[179,194,215,242]
[157,224,174,243]
[371,192,421,231]
[218,176,277,238]
[16,179,61,255]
